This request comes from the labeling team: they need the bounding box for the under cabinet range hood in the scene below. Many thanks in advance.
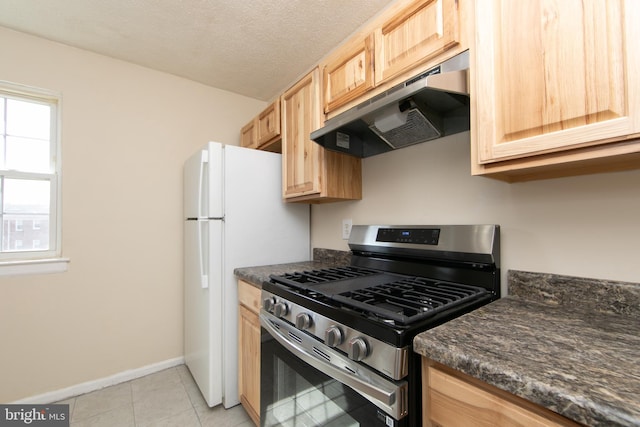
[311,50,470,158]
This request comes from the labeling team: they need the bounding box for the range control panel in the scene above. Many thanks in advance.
[376,228,440,245]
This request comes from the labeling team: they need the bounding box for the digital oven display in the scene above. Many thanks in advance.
[376,228,440,245]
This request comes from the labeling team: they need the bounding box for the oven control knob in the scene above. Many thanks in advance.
[347,337,369,361]
[273,302,289,318]
[325,326,344,347]
[295,313,312,330]
[263,297,276,312]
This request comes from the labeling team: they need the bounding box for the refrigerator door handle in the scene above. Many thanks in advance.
[198,220,209,289]
[198,150,208,219]
[197,151,210,289]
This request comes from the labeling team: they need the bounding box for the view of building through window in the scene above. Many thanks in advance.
[0,89,58,256]
[2,179,51,252]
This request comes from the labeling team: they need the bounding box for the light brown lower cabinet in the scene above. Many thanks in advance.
[422,358,583,427]
[238,280,261,426]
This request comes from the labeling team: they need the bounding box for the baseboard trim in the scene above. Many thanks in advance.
[11,356,185,404]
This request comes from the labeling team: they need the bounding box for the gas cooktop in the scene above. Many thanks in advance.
[270,266,489,325]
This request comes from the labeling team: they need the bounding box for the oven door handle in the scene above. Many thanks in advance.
[260,312,408,420]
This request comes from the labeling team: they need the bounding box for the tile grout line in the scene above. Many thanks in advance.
[129,380,137,427]
[177,366,204,427]
[68,397,76,424]
[174,366,203,427]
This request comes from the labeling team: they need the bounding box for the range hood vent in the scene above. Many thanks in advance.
[311,51,470,158]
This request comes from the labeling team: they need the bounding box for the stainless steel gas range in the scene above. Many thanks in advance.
[260,225,500,427]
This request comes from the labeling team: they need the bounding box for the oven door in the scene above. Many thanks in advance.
[260,312,408,427]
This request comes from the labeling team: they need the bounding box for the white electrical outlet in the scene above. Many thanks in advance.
[342,219,353,240]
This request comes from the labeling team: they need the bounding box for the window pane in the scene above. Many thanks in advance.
[4,178,50,214]
[6,98,51,139]
[0,135,5,167]
[0,84,59,259]
[6,136,50,172]
[2,214,50,252]
[0,99,5,134]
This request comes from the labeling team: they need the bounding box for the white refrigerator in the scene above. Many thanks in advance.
[184,141,310,408]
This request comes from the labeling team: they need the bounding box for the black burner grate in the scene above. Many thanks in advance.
[275,266,379,284]
[334,277,487,324]
[270,266,488,326]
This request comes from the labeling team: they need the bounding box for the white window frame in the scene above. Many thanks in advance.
[0,81,68,276]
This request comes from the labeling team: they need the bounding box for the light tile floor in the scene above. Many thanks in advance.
[57,365,254,427]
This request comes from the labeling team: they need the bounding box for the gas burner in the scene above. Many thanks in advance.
[355,307,400,326]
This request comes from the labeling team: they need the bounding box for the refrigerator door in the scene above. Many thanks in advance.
[184,218,223,407]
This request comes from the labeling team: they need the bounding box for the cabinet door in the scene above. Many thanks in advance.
[238,280,261,426]
[374,0,460,85]
[282,68,324,198]
[426,364,582,427]
[238,280,261,314]
[475,0,640,164]
[239,304,260,426]
[323,34,375,114]
[241,120,257,149]
[257,100,281,147]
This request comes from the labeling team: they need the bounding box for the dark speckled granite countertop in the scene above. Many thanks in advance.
[414,270,640,427]
[234,248,351,288]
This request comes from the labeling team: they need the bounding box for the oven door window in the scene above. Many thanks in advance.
[261,330,405,427]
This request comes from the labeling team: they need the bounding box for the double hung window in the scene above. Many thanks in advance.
[0,82,61,266]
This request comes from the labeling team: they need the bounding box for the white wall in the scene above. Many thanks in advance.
[0,27,265,402]
[311,132,640,292]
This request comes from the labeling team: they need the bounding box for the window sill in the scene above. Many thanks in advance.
[0,258,70,277]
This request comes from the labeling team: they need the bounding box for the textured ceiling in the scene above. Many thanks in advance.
[0,0,393,101]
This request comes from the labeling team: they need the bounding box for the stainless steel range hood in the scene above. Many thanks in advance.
[311,50,470,158]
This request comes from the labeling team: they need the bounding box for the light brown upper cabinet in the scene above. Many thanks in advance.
[240,120,257,149]
[374,0,461,85]
[240,100,282,152]
[322,34,375,114]
[281,68,362,202]
[472,0,640,181]
[321,0,464,116]
[256,100,281,150]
